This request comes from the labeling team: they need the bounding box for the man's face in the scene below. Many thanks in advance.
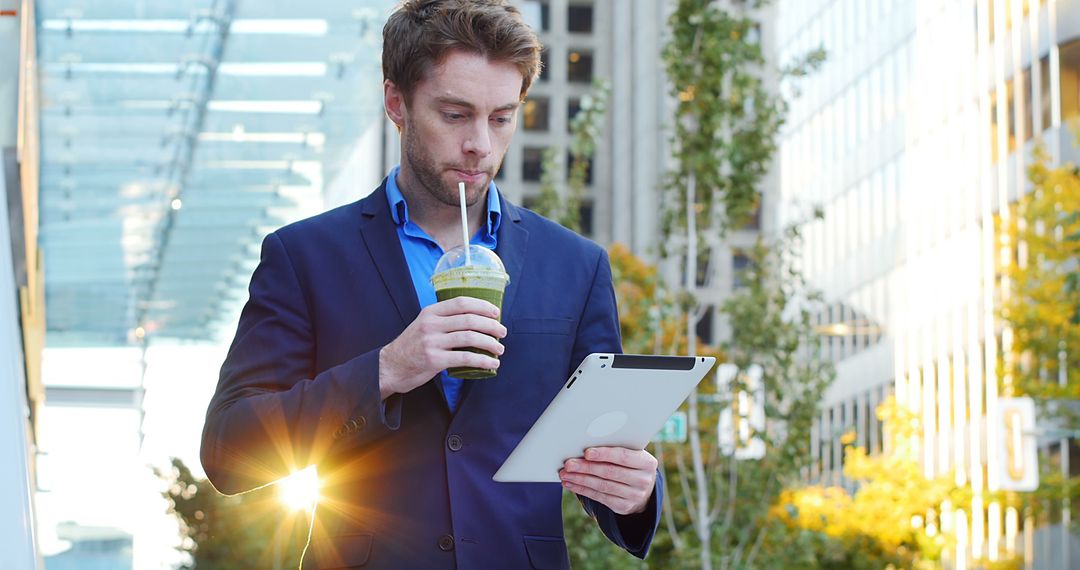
[392,50,522,208]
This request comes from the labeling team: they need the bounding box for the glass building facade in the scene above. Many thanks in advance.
[776,0,1076,566]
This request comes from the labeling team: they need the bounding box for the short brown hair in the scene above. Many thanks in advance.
[382,0,543,102]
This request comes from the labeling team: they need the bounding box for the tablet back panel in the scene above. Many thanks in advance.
[493,353,715,482]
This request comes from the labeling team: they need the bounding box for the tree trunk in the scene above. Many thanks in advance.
[685,173,712,570]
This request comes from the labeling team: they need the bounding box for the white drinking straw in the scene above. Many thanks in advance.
[458,182,472,266]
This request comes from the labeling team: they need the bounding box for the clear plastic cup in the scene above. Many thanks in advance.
[430,245,510,379]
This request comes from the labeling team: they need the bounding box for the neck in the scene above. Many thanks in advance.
[396,169,489,251]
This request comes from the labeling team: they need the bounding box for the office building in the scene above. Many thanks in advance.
[774,0,1077,566]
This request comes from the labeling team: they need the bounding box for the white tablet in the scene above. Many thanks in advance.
[493,353,716,483]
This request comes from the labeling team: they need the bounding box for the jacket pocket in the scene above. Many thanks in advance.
[512,317,574,336]
[307,532,373,569]
[523,535,570,570]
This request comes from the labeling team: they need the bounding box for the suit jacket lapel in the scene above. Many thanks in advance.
[357,181,450,412]
[357,182,422,328]
[494,193,528,327]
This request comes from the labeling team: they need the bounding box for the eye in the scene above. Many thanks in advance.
[492,115,513,125]
[443,112,466,122]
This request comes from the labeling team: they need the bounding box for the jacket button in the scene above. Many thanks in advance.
[438,534,455,551]
[447,434,463,452]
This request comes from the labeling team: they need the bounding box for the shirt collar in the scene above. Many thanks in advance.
[385,165,502,239]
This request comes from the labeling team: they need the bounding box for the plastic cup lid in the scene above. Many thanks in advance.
[433,244,506,275]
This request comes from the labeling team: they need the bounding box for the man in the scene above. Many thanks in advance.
[201,1,662,568]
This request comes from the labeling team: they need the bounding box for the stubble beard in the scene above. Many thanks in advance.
[402,117,497,209]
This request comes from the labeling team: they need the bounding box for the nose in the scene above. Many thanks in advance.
[462,119,493,158]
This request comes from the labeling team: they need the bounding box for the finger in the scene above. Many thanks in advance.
[428,296,500,319]
[583,447,658,470]
[437,331,505,355]
[439,314,507,339]
[559,469,637,500]
[563,458,646,488]
[440,349,500,371]
[560,479,640,516]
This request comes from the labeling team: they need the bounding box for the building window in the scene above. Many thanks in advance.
[523,97,550,132]
[1040,55,1052,131]
[568,3,594,34]
[579,199,594,237]
[732,251,752,289]
[520,0,550,32]
[567,50,593,83]
[989,91,1002,164]
[539,48,550,82]
[1008,81,1018,152]
[567,98,581,132]
[521,194,539,211]
[1021,69,1033,143]
[695,305,714,345]
[565,151,593,186]
[522,147,546,182]
[1059,39,1080,124]
[741,195,762,230]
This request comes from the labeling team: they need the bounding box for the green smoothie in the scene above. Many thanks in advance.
[435,285,506,378]
[430,249,510,379]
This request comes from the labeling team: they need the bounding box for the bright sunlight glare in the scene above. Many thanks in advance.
[278,466,321,511]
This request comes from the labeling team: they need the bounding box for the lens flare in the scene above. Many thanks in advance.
[278,466,321,511]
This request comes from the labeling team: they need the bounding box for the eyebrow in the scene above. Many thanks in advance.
[435,96,520,113]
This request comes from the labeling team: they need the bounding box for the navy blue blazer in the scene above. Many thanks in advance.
[201,182,663,569]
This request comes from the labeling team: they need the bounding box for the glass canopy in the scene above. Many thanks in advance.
[37,0,391,344]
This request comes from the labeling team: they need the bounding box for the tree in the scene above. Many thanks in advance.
[1001,145,1080,408]
[770,397,969,569]
[659,1,825,568]
[640,223,833,570]
[158,458,309,569]
[534,79,610,233]
[997,144,1080,555]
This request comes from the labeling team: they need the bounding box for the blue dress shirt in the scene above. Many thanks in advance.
[384,166,502,412]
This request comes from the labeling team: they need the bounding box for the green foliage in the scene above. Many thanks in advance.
[704,226,834,569]
[604,222,832,569]
[660,0,824,249]
[997,143,1080,554]
[158,458,309,569]
[533,79,610,232]
[563,243,721,569]
[770,398,970,570]
[1001,145,1080,412]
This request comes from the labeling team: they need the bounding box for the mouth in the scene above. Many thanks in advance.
[451,168,488,182]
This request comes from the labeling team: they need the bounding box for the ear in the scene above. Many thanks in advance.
[384,80,407,129]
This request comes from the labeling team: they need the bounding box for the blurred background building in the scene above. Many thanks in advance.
[774,0,1079,567]
[4,0,394,567]
[3,0,782,566]
[3,0,1077,568]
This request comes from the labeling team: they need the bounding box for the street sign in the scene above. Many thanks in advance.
[653,411,687,443]
[991,397,1039,492]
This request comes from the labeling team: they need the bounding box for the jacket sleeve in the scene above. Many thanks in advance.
[569,248,664,559]
[200,231,402,495]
